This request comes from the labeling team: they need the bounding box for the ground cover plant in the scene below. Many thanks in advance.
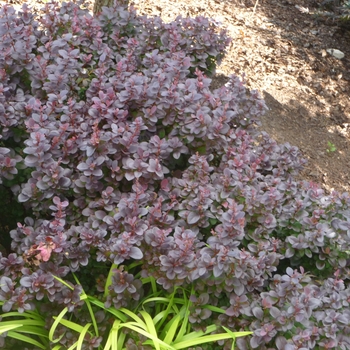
[316,0,350,27]
[1,0,350,349]
[0,272,252,349]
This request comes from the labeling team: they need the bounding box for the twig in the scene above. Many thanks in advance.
[252,0,259,17]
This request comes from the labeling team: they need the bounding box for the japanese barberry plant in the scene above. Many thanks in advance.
[1,1,350,349]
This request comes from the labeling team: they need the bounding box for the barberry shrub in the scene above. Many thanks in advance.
[1,1,350,349]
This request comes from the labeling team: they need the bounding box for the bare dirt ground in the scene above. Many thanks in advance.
[2,0,350,193]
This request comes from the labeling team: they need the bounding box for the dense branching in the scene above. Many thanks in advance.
[1,1,350,349]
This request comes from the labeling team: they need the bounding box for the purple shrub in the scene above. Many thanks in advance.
[1,1,350,349]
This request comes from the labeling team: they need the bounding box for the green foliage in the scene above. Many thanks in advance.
[50,271,252,350]
[0,308,49,349]
[327,141,337,153]
[0,268,252,350]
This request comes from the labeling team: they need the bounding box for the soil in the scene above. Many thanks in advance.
[2,0,350,193]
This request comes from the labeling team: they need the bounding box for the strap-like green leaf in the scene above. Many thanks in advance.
[67,340,78,350]
[119,308,146,327]
[222,326,253,350]
[76,323,92,350]
[104,264,118,299]
[111,320,119,350]
[120,322,176,350]
[84,297,99,336]
[139,310,160,350]
[173,332,232,349]
[174,304,189,342]
[10,325,49,338]
[163,314,181,344]
[49,307,69,342]
[173,330,253,349]
[87,296,127,322]
[0,324,23,334]
[52,275,74,290]
[0,311,44,321]
[57,318,85,333]
[175,324,217,343]
[203,305,226,314]
[7,330,47,349]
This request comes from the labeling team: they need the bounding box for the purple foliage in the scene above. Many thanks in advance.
[1,1,350,349]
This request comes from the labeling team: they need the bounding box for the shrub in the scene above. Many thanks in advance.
[1,1,350,349]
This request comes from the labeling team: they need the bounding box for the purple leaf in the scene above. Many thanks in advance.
[187,211,200,225]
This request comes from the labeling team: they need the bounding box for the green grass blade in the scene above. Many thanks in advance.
[0,324,23,334]
[125,260,143,274]
[103,332,112,350]
[160,305,187,340]
[174,304,189,342]
[72,273,81,285]
[84,297,99,336]
[223,328,253,338]
[87,296,127,322]
[0,311,43,320]
[173,331,253,349]
[57,318,85,333]
[203,305,226,314]
[173,332,232,349]
[150,277,158,294]
[52,275,74,290]
[117,326,126,349]
[222,326,253,350]
[153,292,175,333]
[23,310,46,320]
[12,325,49,338]
[0,311,22,318]
[111,321,118,350]
[0,319,45,327]
[103,320,121,350]
[139,310,160,350]
[152,309,171,327]
[76,323,92,350]
[163,314,181,344]
[119,308,146,327]
[67,340,78,350]
[49,307,69,342]
[104,264,118,299]
[142,297,171,305]
[174,324,217,343]
[173,288,191,342]
[140,276,158,295]
[120,322,176,350]
[7,330,47,349]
